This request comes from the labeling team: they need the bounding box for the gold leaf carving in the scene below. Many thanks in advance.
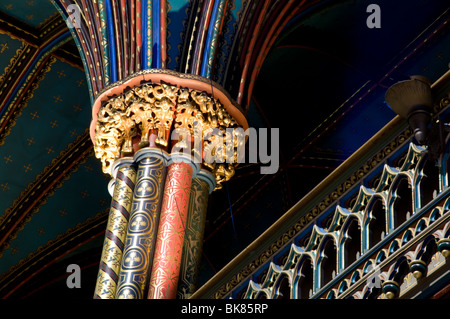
[93,83,242,188]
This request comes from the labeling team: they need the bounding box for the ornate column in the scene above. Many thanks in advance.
[89,70,248,299]
[147,153,200,299]
[177,169,216,298]
[53,0,260,300]
[115,148,168,299]
[94,158,136,299]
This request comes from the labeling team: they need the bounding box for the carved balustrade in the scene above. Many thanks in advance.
[192,92,450,300]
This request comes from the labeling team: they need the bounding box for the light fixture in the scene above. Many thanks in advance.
[385,75,433,145]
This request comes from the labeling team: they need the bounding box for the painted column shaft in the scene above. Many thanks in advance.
[115,148,168,299]
[147,155,198,299]
[177,170,215,299]
[94,158,136,299]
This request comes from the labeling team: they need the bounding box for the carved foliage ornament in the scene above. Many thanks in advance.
[94,83,242,188]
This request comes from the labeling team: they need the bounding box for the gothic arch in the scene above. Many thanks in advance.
[338,215,362,270]
[363,195,388,251]
[388,174,413,230]
[294,254,315,299]
[316,236,338,290]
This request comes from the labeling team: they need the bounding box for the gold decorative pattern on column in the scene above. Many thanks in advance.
[177,170,215,298]
[115,150,168,299]
[147,154,199,299]
[94,158,136,299]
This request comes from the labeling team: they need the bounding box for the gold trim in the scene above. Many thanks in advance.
[0,52,54,146]
[0,43,29,97]
[0,17,38,44]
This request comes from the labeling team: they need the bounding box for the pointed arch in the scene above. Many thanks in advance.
[388,173,414,231]
[273,272,292,299]
[414,154,441,209]
[363,194,388,251]
[294,253,315,299]
[316,235,337,290]
[339,215,362,270]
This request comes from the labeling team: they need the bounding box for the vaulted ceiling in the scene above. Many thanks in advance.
[0,0,449,299]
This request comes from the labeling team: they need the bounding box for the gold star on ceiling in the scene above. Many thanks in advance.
[9,245,19,256]
[0,43,9,53]
[0,182,9,191]
[30,111,39,119]
[50,120,58,128]
[3,155,12,164]
[70,129,77,137]
[26,137,35,146]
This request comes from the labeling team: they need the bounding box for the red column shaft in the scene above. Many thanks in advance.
[147,155,198,299]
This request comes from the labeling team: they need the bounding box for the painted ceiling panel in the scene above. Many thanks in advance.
[0,58,91,213]
[0,0,57,28]
[0,33,23,78]
[0,154,108,273]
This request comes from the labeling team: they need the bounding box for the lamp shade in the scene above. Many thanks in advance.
[385,76,433,145]
[385,76,433,118]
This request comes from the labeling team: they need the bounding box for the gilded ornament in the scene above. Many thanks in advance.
[93,82,242,187]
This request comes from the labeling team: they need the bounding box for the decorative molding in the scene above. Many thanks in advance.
[92,68,245,116]
[0,44,32,105]
[0,53,55,146]
[0,11,39,45]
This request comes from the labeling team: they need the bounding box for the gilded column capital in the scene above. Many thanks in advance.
[91,71,248,190]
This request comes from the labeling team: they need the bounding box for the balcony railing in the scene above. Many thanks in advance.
[192,73,450,300]
[239,140,450,299]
